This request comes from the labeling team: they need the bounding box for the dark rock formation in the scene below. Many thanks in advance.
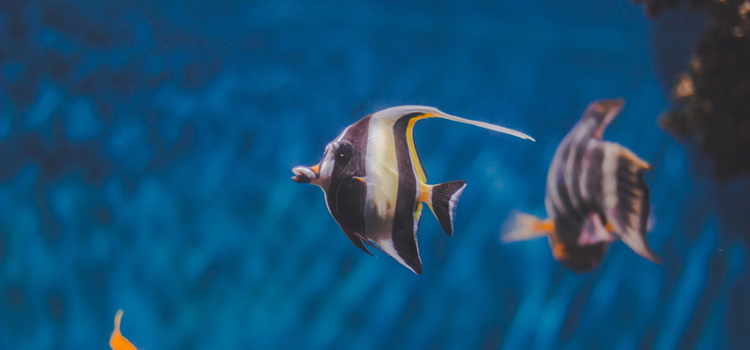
[635,0,750,179]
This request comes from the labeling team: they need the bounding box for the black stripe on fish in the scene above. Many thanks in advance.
[581,142,605,206]
[559,118,592,211]
[569,128,593,208]
[389,113,424,274]
[326,116,373,254]
[331,177,371,254]
[550,142,585,222]
[332,115,371,179]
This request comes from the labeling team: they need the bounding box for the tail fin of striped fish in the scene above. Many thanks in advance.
[602,144,661,263]
[501,211,555,243]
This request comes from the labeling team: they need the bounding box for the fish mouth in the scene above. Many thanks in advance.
[291,165,319,184]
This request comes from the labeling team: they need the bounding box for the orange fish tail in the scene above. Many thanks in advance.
[110,309,138,350]
[501,212,555,243]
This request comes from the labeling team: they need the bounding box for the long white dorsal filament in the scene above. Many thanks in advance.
[373,105,535,142]
[428,111,535,142]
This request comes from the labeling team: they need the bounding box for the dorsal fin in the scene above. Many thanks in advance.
[370,105,535,141]
[583,99,624,140]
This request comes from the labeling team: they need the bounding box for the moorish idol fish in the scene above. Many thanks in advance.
[502,99,660,272]
[110,309,137,350]
[292,106,534,274]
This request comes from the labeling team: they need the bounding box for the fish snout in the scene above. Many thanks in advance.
[291,165,319,184]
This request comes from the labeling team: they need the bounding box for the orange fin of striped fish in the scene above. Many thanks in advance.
[501,212,555,243]
[110,309,138,350]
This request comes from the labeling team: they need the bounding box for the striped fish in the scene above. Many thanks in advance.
[292,106,534,274]
[502,99,660,272]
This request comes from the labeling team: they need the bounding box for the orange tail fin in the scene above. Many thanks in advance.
[501,212,555,243]
[110,310,138,350]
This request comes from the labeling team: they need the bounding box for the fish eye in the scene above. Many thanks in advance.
[336,142,353,161]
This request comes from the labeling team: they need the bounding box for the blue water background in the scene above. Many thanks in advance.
[1,1,748,349]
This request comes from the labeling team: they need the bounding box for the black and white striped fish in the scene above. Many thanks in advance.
[292,106,534,274]
[502,99,660,272]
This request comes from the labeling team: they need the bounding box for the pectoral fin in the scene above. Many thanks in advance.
[578,212,616,246]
